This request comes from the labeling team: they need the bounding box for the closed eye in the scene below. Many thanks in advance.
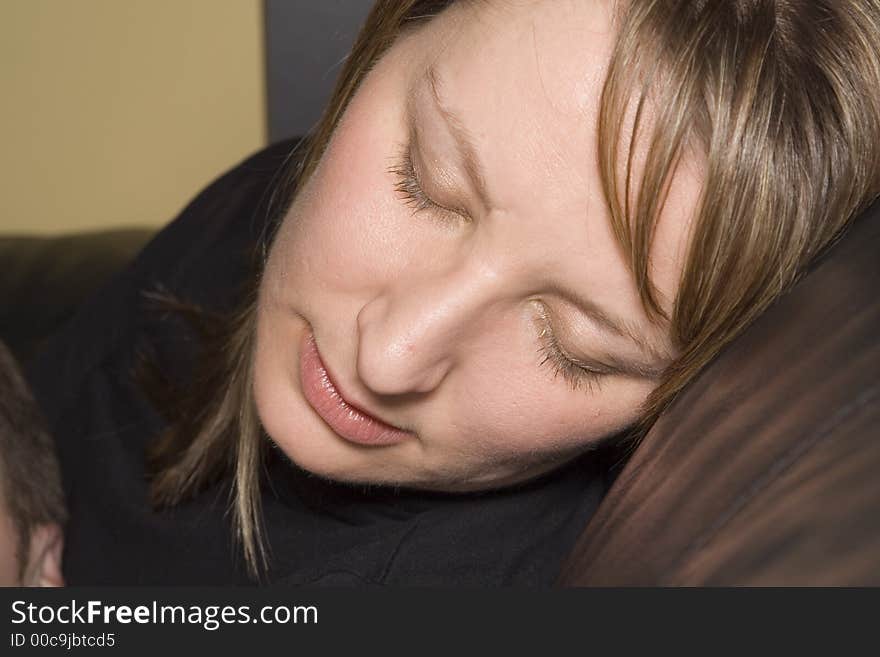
[388,140,470,224]
[535,308,610,394]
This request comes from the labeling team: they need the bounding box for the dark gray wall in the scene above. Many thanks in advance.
[265,1,373,142]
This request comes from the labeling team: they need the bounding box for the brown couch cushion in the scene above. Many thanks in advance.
[559,199,880,585]
[0,229,154,364]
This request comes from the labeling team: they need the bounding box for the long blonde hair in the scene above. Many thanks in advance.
[149,0,880,579]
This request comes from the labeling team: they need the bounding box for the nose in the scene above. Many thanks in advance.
[355,260,505,396]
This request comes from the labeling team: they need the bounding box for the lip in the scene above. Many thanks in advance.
[298,329,414,446]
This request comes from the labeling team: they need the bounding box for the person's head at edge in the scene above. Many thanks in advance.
[149,0,880,577]
[0,341,65,587]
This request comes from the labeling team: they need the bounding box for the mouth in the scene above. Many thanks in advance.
[298,329,415,447]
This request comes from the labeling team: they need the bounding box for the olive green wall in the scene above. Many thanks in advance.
[0,0,266,234]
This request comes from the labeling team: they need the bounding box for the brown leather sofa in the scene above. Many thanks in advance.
[0,229,153,364]
[2,198,878,585]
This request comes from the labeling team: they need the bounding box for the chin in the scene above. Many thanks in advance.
[261,403,577,494]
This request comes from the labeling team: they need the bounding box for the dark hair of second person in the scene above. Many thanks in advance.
[0,341,65,586]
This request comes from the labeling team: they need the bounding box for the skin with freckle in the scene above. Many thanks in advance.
[253,0,701,491]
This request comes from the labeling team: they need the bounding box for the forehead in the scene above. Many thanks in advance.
[424,0,615,197]
[408,0,699,328]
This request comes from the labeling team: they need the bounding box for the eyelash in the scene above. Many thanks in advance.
[389,144,601,394]
[535,310,605,394]
[388,143,468,223]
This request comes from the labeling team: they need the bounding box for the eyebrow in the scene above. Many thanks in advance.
[418,66,673,379]
[423,65,494,211]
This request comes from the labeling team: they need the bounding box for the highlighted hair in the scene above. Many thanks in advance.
[149,0,880,578]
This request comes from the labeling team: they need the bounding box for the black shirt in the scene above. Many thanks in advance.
[25,138,611,585]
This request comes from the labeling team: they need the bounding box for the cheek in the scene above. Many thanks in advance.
[265,52,418,297]
[268,128,432,308]
[272,163,395,297]
[438,324,653,463]
[464,383,649,458]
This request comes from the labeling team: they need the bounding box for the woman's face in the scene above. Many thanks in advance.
[254,0,701,491]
